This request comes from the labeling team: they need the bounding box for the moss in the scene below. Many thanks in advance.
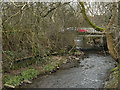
[104,71,119,88]
[79,2,105,32]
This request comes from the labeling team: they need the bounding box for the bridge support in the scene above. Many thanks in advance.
[75,34,106,50]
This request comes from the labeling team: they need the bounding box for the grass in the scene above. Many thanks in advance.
[3,68,39,87]
[4,75,23,86]
[21,69,38,80]
[12,76,23,86]
[3,56,66,88]
[44,64,54,72]
[3,62,60,87]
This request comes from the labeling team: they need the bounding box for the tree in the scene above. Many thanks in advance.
[79,2,119,60]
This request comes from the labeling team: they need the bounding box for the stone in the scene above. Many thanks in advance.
[4,84,15,88]
[75,58,80,60]
[24,80,32,84]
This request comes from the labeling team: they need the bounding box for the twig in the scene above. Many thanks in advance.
[4,3,27,23]
[9,0,17,7]
[41,2,70,18]
[68,43,76,54]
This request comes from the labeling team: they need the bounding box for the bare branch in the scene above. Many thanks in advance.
[79,2,105,32]
[41,2,70,18]
[4,3,27,23]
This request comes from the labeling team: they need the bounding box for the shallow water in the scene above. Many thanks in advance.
[22,53,117,88]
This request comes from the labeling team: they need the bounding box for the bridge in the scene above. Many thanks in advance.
[74,28,106,50]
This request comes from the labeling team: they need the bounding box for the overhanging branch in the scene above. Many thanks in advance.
[41,2,70,18]
[79,2,105,32]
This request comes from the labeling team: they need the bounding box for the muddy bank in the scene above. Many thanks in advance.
[21,52,117,88]
[4,51,84,88]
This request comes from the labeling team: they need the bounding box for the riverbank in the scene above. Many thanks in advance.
[19,51,117,88]
[3,51,84,88]
[104,69,119,88]
[3,50,118,88]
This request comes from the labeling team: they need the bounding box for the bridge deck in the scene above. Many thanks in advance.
[78,35,105,37]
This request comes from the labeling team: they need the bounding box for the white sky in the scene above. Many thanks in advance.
[1,0,118,16]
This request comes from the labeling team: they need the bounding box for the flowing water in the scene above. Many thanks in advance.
[22,52,117,88]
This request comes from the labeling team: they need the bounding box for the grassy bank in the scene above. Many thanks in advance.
[104,69,119,88]
[3,51,84,89]
[3,55,68,88]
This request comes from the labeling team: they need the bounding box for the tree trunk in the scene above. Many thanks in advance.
[79,2,105,32]
[80,2,118,60]
[105,2,118,60]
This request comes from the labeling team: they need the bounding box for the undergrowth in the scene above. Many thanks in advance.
[3,69,39,86]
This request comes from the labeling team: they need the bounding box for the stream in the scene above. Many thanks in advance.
[22,52,117,88]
